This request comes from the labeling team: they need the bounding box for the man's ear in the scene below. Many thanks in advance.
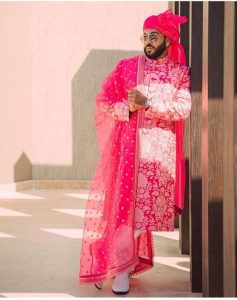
[166,37,171,47]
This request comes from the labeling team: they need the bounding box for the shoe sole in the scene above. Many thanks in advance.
[95,283,102,290]
[112,289,129,295]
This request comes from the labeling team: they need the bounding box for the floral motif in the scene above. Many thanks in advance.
[100,101,129,121]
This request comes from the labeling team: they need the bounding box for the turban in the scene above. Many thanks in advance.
[143,9,188,65]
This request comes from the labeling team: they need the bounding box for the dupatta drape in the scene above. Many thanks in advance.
[78,55,154,285]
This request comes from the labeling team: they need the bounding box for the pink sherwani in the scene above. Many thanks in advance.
[108,54,191,231]
[134,55,191,231]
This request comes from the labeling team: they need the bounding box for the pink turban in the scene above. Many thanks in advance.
[143,9,188,65]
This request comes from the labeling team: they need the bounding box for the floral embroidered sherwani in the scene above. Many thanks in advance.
[134,55,191,231]
[97,54,191,232]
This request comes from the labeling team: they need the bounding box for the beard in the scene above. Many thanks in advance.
[144,38,167,59]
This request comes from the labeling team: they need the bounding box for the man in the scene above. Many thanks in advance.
[78,9,191,295]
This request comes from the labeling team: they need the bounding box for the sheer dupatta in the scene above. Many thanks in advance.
[78,55,154,285]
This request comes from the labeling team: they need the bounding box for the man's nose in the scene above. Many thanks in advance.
[144,39,151,44]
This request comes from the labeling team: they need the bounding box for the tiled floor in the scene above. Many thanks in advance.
[0,189,202,297]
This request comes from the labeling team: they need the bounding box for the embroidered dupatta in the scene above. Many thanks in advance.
[78,55,154,285]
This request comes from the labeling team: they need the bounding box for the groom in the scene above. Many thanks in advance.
[79,8,191,295]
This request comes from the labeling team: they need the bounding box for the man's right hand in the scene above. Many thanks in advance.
[128,89,146,112]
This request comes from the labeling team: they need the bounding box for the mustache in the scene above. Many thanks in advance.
[145,45,155,49]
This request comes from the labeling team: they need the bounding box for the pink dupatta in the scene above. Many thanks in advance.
[78,55,154,285]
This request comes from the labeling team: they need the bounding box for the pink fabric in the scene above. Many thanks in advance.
[143,9,189,213]
[78,54,191,284]
[143,9,187,42]
[79,55,154,285]
[134,55,191,231]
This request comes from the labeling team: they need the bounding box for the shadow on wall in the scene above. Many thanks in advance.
[72,49,141,180]
[14,152,32,182]
[14,49,141,182]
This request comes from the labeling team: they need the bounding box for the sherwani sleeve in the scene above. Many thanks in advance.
[96,60,130,121]
[145,66,191,121]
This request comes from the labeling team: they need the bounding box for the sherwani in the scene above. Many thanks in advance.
[100,54,191,232]
[134,55,191,231]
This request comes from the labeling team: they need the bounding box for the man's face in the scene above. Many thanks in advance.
[142,29,168,59]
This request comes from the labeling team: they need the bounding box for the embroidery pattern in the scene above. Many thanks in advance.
[134,56,191,231]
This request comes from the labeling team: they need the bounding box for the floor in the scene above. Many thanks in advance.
[0,189,202,297]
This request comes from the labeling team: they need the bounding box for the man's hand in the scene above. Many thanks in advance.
[128,89,146,112]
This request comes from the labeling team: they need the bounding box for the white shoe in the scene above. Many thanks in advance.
[112,271,130,295]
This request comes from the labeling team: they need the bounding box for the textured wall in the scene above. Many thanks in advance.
[0,3,33,184]
[0,2,169,183]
